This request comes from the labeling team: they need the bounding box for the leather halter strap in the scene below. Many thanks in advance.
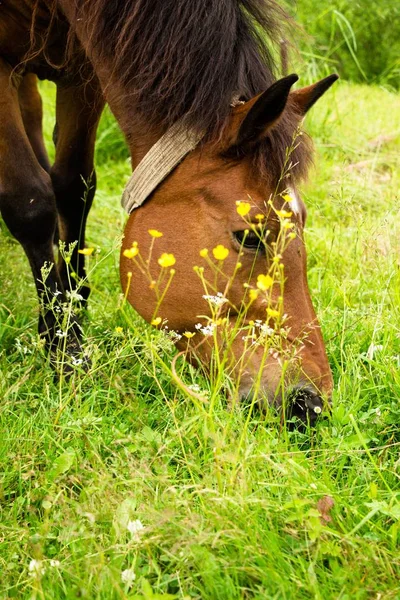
[121,121,203,214]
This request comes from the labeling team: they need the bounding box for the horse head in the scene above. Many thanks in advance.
[121,74,338,423]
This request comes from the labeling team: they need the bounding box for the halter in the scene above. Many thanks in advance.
[121,98,245,214]
[121,121,203,214]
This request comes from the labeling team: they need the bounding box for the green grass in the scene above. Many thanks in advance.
[292,0,400,88]
[0,80,399,599]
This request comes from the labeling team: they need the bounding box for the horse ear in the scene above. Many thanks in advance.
[290,74,339,115]
[232,74,299,150]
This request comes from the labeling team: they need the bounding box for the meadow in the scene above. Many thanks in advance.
[1,17,400,600]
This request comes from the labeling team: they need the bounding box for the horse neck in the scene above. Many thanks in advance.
[58,0,166,167]
[105,86,166,168]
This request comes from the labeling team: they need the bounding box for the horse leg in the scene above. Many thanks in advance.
[0,59,81,355]
[50,77,104,303]
[18,73,51,173]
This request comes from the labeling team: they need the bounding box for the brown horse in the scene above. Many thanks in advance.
[0,0,336,420]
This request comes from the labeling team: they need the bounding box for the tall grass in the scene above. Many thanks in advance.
[292,0,400,87]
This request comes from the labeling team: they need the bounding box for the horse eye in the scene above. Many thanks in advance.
[233,230,263,250]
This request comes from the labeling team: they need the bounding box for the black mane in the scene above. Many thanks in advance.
[76,0,288,135]
[73,0,312,182]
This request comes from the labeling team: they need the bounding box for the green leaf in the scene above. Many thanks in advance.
[48,448,76,481]
[113,497,137,538]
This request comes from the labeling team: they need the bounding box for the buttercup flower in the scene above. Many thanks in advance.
[148,229,163,238]
[183,331,196,338]
[123,243,139,259]
[257,274,273,291]
[78,247,94,256]
[249,289,259,302]
[283,221,295,230]
[255,213,265,221]
[236,201,251,217]
[276,209,293,219]
[151,317,162,326]
[199,248,208,258]
[266,307,280,319]
[158,253,176,268]
[212,245,229,261]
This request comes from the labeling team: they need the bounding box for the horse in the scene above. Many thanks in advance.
[0,0,337,422]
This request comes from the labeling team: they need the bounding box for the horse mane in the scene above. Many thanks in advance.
[72,0,312,181]
[75,0,282,132]
[68,0,311,183]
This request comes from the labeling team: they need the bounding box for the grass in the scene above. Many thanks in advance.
[292,0,400,88]
[0,79,399,599]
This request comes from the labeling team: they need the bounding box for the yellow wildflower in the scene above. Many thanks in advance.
[288,232,297,240]
[215,317,228,326]
[282,194,294,203]
[115,326,123,334]
[266,308,280,319]
[183,331,196,339]
[283,221,295,230]
[151,317,162,326]
[158,253,176,268]
[255,213,265,221]
[257,274,273,291]
[276,209,293,219]
[78,247,94,256]
[123,244,139,259]
[148,229,163,238]
[199,248,208,258]
[236,201,251,217]
[249,289,259,302]
[212,244,229,261]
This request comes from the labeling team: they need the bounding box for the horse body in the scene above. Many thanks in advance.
[0,0,337,419]
[0,0,104,356]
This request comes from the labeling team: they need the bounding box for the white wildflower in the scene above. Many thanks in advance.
[127,519,145,538]
[49,559,60,567]
[29,559,46,576]
[195,322,216,336]
[72,356,83,366]
[188,383,201,393]
[55,329,67,338]
[202,292,228,308]
[66,290,84,302]
[121,568,136,587]
[260,324,274,337]
[167,330,182,342]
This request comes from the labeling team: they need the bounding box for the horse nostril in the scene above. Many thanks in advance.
[285,386,324,427]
